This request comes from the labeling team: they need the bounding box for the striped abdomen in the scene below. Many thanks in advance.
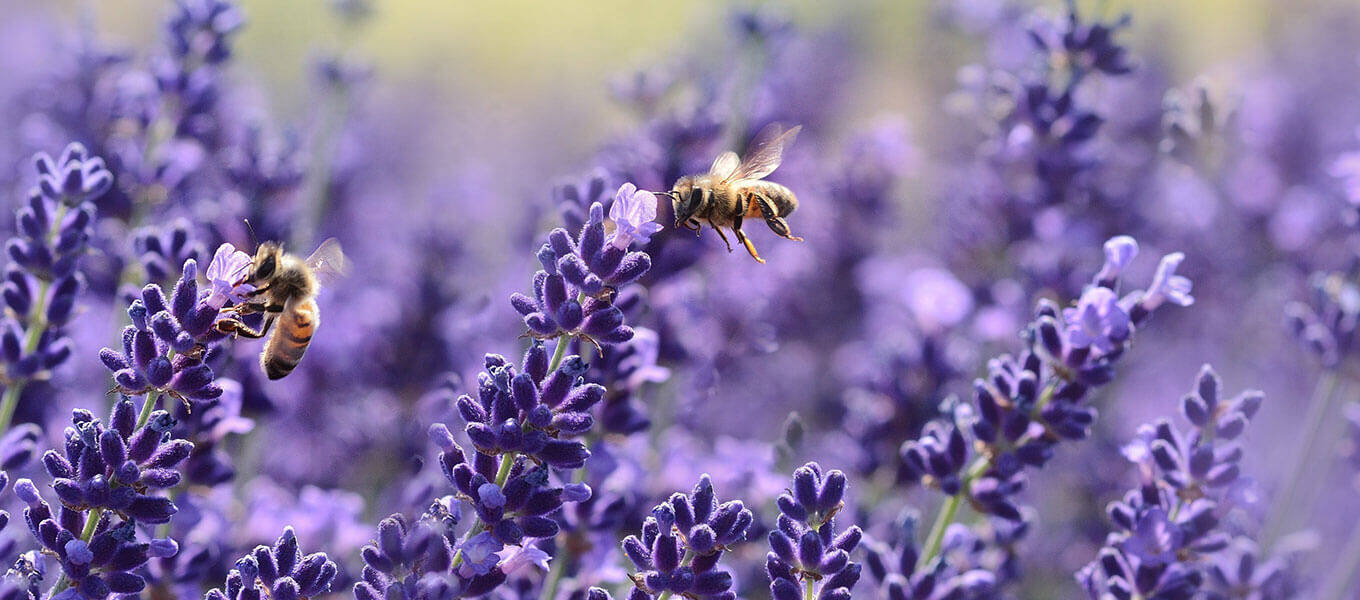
[262,297,318,380]
[737,180,798,217]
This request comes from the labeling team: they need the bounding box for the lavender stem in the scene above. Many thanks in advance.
[1263,370,1339,545]
[0,203,70,434]
[1320,517,1360,600]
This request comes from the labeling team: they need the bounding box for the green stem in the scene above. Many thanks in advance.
[0,203,71,435]
[1319,517,1360,600]
[1263,371,1340,546]
[803,578,816,600]
[918,492,962,570]
[541,545,569,599]
[917,456,989,570]
[548,336,571,374]
[0,380,28,438]
[135,393,158,430]
[493,451,515,485]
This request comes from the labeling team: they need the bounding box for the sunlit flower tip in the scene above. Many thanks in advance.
[608,183,664,250]
[205,242,256,309]
[1096,235,1139,283]
[588,202,605,227]
[427,423,457,450]
[562,482,592,503]
[64,540,93,565]
[478,482,506,509]
[1141,252,1193,311]
[13,478,40,505]
[148,538,179,558]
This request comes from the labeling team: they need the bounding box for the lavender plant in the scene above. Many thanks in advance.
[0,143,110,432]
[900,236,1193,574]
[1077,366,1283,599]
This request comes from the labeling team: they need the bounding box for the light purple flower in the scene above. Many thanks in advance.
[1063,287,1132,354]
[1120,507,1180,565]
[1095,235,1139,283]
[208,379,254,441]
[621,327,670,389]
[204,242,256,309]
[496,543,551,575]
[1140,252,1194,311]
[457,532,503,578]
[607,183,663,249]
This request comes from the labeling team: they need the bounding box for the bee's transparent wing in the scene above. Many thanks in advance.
[732,122,802,181]
[305,238,349,288]
[709,151,740,181]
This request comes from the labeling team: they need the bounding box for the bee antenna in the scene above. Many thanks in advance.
[242,218,258,247]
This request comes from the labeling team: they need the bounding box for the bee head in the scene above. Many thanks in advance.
[251,242,283,282]
[668,177,704,228]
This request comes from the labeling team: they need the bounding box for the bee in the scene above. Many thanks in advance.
[665,123,804,263]
[215,238,348,379]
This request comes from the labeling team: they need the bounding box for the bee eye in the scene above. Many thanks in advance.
[255,256,275,279]
[690,187,704,205]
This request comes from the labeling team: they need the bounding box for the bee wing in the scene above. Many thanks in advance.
[732,122,802,181]
[709,151,740,181]
[305,237,349,288]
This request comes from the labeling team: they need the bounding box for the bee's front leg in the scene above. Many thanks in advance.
[711,224,734,252]
[215,313,279,339]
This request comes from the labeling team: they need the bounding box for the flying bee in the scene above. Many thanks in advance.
[663,122,804,263]
[215,238,348,380]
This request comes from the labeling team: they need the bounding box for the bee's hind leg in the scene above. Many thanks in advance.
[731,214,765,264]
[711,223,734,253]
[755,195,803,242]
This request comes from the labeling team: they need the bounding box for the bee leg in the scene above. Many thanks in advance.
[731,214,765,264]
[215,314,278,339]
[711,223,734,252]
[755,194,803,242]
[735,229,764,264]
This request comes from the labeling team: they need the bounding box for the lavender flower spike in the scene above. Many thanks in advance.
[1079,366,1267,599]
[205,527,339,600]
[766,463,862,600]
[622,475,753,599]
